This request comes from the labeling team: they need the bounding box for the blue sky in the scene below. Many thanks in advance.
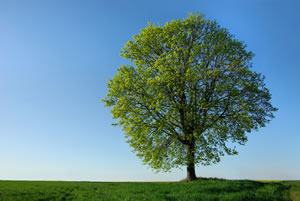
[0,0,299,181]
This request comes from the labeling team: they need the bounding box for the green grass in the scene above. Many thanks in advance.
[282,181,300,201]
[0,179,295,201]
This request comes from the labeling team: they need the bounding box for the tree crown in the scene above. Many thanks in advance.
[103,13,277,172]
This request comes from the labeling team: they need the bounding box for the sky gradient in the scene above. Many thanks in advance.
[0,0,300,181]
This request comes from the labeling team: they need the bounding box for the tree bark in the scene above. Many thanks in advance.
[186,143,197,181]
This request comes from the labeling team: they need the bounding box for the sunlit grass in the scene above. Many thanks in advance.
[258,180,282,183]
[0,179,295,201]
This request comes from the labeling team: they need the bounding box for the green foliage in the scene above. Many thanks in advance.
[282,181,300,201]
[0,180,292,201]
[103,13,277,172]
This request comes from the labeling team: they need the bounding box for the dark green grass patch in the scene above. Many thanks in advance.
[0,179,291,201]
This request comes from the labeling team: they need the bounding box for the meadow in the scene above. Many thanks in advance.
[0,179,298,201]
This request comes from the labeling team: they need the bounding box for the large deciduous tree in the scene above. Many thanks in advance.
[103,13,277,181]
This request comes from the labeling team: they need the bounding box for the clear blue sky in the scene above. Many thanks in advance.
[0,0,299,181]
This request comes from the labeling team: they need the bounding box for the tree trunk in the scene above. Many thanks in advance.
[186,143,197,181]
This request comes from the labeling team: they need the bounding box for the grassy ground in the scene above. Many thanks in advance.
[0,179,295,201]
[282,181,300,201]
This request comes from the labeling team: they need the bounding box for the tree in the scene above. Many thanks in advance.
[103,13,277,181]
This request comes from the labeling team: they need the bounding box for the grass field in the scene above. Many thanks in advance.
[282,181,300,201]
[0,179,298,201]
